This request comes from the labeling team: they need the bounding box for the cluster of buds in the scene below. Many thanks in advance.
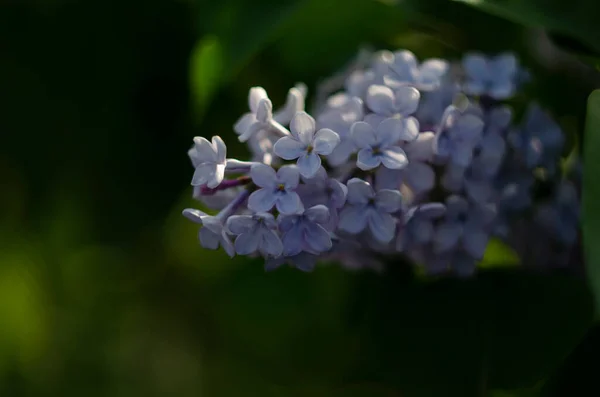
[183,49,580,276]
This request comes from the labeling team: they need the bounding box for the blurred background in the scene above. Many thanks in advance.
[1,0,600,396]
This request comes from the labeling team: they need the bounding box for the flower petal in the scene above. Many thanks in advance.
[207,164,225,189]
[462,228,489,259]
[375,189,403,213]
[249,87,268,113]
[273,136,306,160]
[248,188,277,212]
[357,148,381,170]
[346,178,374,204]
[297,152,322,178]
[462,54,488,80]
[393,86,420,116]
[182,208,208,224]
[405,131,435,161]
[234,231,260,255]
[305,204,330,224]
[191,163,217,186]
[375,117,402,145]
[338,205,369,234]
[327,179,347,208]
[226,215,256,235]
[259,229,284,257]
[400,117,420,142]
[433,222,462,252]
[327,138,355,166]
[212,136,227,163]
[305,223,332,253]
[282,226,304,256]
[389,50,418,81]
[192,136,217,162]
[366,84,395,115]
[351,121,376,148]
[233,113,256,136]
[199,227,220,250]
[276,192,303,215]
[380,146,408,170]
[368,210,396,243]
[290,111,316,145]
[313,128,340,155]
[220,231,236,258]
[404,162,435,194]
[250,164,276,188]
[277,165,300,189]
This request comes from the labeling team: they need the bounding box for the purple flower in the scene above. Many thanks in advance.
[248,164,303,215]
[226,212,283,257]
[338,178,403,243]
[278,205,333,256]
[182,208,235,258]
[273,111,340,178]
[234,87,274,142]
[351,117,417,171]
[189,136,227,188]
[434,106,485,168]
[384,50,449,91]
[397,203,446,251]
[462,53,518,99]
[365,84,420,117]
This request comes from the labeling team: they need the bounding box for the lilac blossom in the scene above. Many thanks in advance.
[278,205,333,256]
[247,164,303,215]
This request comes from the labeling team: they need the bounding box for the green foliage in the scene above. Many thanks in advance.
[583,90,600,316]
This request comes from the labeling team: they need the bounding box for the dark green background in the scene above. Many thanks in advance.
[1,0,599,396]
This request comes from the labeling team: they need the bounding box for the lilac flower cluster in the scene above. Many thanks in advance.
[183,49,580,276]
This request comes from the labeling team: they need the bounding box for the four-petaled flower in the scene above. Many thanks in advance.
[338,178,403,243]
[384,50,449,91]
[273,111,340,177]
[365,84,420,117]
[351,117,415,171]
[434,106,484,168]
[278,205,333,256]
[397,203,446,251]
[248,164,303,215]
[182,208,235,258]
[226,212,283,257]
[462,53,518,99]
[189,136,227,188]
[234,87,273,142]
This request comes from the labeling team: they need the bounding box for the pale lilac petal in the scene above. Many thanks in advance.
[290,111,316,145]
[368,210,396,243]
[191,163,217,187]
[400,117,420,142]
[312,128,340,155]
[416,203,446,219]
[393,86,420,116]
[234,231,260,255]
[182,208,208,224]
[297,152,322,178]
[199,227,220,250]
[366,84,396,115]
[208,164,225,189]
[277,214,297,233]
[273,136,306,160]
[490,53,517,78]
[256,99,273,123]
[338,206,369,234]
[276,192,303,215]
[200,216,223,235]
[220,231,236,258]
[282,226,304,256]
[327,180,347,208]
[249,87,268,113]
[250,164,276,188]
[248,188,277,212]
[375,167,403,190]
[273,86,306,125]
[412,221,434,244]
[305,223,332,253]
[376,117,402,145]
[192,137,217,162]
[462,228,489,259]
[433,222,463,252]
[380,146,408,170]
[351,121,376,148]
[390,50,418,80]
[375,189,403,213]
[259,229,283,257]
[226,215,256,235]
[405,132,435,161]
[305,204,330,224]
[488,81,514,100]
[212,136,227,163]
[404,162,435,193]
[277,165,300,189]
[234,113,256,136]
[445,195,469,219]
[464,81,486,96]
[462,54,488,80]
[419,59,449,85]
[357,148,381,170]
[346,178,374,204]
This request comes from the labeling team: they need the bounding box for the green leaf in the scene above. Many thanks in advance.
[189,35,223,121]
[583,89,600,316]
[453,0,600,54]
